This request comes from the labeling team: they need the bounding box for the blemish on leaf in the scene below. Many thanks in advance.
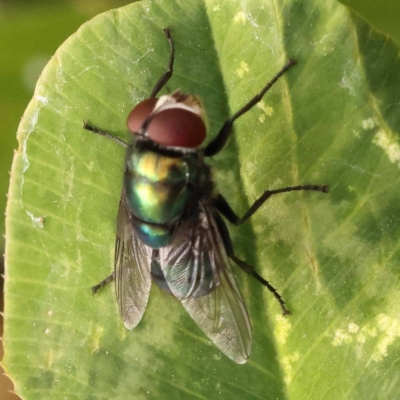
[333,322,376,346]
[332,328,352,346]
[22,95,48,175]
[19,95,49,211]
[212,353,222,361]
[372,314,400,362]
[90,325,104,352]
[26,211,45,228]
[282,352,300,385]
[362,117,377,130]
[373,129,400,167]
[235,61,249,78]
[275,314,292,345]
[132,48,154,65]
[256,100,273,116]
[340,65,362,96]
[348,322,359,333]
[233,11,246,24]
[64,161,75,201]
[75,65,100,78]
[356,332,366,344]
[332,314,399,363]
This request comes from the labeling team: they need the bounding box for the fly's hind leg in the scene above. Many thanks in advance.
[213,186,327,313]
[91,272,115,295]
[229,254,291,315]
[214,213,291,315]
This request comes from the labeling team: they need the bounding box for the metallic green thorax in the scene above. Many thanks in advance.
[124,141,207,248]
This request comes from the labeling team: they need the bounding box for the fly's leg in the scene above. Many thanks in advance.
[214,186,327,314]
[91,272,115,295]
[204,59,297,157]
[83,121,128,147]
[214,184,328,225]
[149,27,175,98]
[214,213,290,315]
[83,28,175,143]
[230,255,291,315]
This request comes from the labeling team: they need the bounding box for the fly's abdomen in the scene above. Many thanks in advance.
[125,148,193,248]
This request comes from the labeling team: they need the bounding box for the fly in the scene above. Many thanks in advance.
[83,27,327,364]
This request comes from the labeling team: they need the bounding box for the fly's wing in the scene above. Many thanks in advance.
[114,195,152,329]
[158,206,252,364]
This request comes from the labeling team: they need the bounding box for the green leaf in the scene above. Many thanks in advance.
[340,0,400,44]
[4,0,400,398]
[0,3,95,246]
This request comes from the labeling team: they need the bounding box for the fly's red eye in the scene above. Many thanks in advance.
[127,98,158,133]
[147,108,206,148]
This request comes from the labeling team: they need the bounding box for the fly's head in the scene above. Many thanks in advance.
[127,90,207,150]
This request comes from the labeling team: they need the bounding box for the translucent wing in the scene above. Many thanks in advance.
[114,195,152,329]
[158,205,252,364]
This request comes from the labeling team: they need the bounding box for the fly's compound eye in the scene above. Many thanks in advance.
[146,108,206,148]
[127,98,158,133]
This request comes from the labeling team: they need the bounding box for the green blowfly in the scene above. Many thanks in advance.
[84,27,327,364]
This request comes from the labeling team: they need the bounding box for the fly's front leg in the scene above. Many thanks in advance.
[83,27,175,145]
[214,184,328,225]
[149,27,175,98]
[83,121,128,147]
[204,59,297,157]
[91,272,115,295]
